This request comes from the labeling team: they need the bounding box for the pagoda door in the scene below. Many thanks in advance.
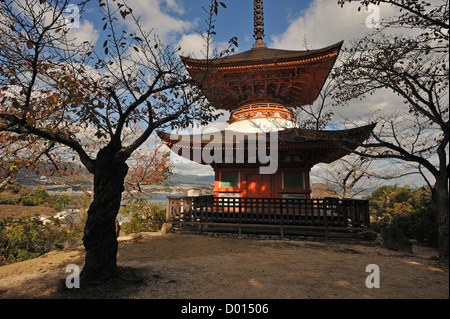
[247,174,271,198]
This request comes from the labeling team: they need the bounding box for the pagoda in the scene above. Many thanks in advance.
[158,0,375,199]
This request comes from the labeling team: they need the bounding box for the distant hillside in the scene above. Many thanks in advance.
[12,162,214,189]
[14,163,91,187]
[163,174,214,186]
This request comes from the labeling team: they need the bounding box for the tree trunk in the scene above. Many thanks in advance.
[434,174,449,266]
[81,147,129,282]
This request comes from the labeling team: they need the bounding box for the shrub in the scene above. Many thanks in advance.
[49,194,72,212]
[120,201,166,234]
[19,187,50,206]
[367,185,438,247]
[0,215,84,264]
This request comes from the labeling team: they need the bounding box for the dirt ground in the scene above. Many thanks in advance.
[0,204,57,219]
[0,231,448,299]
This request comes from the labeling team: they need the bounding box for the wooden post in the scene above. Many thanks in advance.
[349,200,356,228]
[280,200,284,239]
[363,200,370,227]
[323,198,329,240]
[166,197,171,222]
[238,197,242,237]
[198,197,203,233]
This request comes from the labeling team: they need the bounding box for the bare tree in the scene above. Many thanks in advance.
[313,154,381,198]
[293,78,337,132]
[336,0,449,264]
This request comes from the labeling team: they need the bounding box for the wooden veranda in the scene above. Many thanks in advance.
[166,196,375,240]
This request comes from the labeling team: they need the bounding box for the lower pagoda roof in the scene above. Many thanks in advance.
[157,123,376,167]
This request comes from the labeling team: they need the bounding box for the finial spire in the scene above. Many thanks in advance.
[253,0,266,48]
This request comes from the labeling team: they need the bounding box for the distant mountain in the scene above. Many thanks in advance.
[13,162,214,188]
[163,174,214,186]
[15,162,91,186]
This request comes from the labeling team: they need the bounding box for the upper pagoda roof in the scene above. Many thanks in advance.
[182,41,343,68]
[181,41,343,111]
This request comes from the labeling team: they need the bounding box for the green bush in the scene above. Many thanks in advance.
[0,216,84,264]
[120,201,166,234]
[49,194,72,212]
[19,187,50,206]
[367,185,438,247]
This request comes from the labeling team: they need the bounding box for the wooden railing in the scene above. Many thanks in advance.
[166,196,370,232]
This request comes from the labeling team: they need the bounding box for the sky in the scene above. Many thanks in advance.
[77,0,388,54]
[70,0,435,187]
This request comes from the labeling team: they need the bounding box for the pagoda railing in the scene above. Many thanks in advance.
[166,196,371,238]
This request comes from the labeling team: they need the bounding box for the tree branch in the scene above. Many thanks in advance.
[0,113,96,173]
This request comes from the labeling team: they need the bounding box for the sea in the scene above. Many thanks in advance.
[150,193,184,203]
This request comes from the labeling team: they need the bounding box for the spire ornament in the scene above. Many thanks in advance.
[253,0,266,48]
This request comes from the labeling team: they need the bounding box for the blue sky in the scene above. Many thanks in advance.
[181,0,313,49]
[79,0,314,53]
[76,0,387,55]
[73,0,396,63]
[70,0,433,187]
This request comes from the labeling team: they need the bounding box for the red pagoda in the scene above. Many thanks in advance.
[158,0,375,200]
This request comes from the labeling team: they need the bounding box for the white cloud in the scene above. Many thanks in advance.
[176,33,207,57]
[67,20,99,46]
[163,0,185,15]
[269,0,398,50]
[332,89,408,123]
[121,0,195,43]
[176,32,237,59]
[159,144,213,176]
[170,155,214,176]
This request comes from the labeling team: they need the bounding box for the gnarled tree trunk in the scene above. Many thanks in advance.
[81,146,129,282]
[434,173,449,266]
